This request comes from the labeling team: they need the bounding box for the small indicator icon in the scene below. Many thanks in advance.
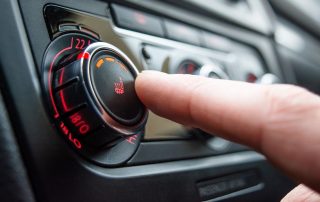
[114,77,124,95]
[96,59,104,69]
[134,12,146,25]
[105,57,115,62]
[126,134,138,144]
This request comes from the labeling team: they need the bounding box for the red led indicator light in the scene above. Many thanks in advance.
[246,73,257,83]
[134,12,146,25]
[114,77,125,95]
[126,134,138,144]
[77,52,90,60]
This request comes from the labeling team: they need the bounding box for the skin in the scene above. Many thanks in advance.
[135,70,320,201]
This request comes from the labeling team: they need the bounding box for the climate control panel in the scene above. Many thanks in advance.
[42,32,148,166]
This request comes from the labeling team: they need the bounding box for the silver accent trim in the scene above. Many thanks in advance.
[80,42,148,136]
[112,25,233,63]
[86,151,265,177]
[199,63,229,79]
[258,73,280,85]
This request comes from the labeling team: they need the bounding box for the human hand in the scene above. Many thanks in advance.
[135,71,320,200]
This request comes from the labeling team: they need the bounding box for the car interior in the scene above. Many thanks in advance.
[1,0,320,201]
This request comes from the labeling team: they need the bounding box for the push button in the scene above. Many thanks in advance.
[164,20,201,45]
[54,65,78,88]
[55,82,86,113]
[202,31,232,52]
[65,107,102,136]
[111,4,165,37]
[90,52,145,126]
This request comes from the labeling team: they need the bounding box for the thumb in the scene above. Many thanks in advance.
[281,184,320,202]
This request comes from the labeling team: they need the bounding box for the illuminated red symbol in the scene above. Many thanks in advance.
[59,122,82,149]
[134,12,146,25]
[60,122,69,135]
[126,134,138,144]
[70,113,90,135]
[114,77,124,95]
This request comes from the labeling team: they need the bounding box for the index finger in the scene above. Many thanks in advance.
[136,71,269,147]
[135,70,320,192]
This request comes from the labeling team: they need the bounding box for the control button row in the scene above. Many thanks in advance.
[111,4,232,51]
[54,79,118,148]
[52,61,122,148]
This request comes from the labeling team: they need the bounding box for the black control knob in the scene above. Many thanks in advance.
[42,33,147,166]
[54,42,147,137]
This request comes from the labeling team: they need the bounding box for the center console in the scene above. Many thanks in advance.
[0,0,295,201]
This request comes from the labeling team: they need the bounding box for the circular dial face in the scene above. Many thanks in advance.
[90,52,144,125]
[42,33,147,166]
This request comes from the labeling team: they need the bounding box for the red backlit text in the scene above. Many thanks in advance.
[59,122,82,149]
[75,38,91,50]
[70,113,90,135]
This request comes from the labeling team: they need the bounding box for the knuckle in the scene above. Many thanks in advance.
[265,85,309,113]
[258,84,315,151]
[263,84,317,127]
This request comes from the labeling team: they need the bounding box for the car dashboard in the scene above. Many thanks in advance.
[1,0,320,201]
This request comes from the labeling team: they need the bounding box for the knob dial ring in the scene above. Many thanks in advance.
[79,42,148,136]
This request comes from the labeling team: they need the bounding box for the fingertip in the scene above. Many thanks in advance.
[136,70,166,87]
[135,70,167,104]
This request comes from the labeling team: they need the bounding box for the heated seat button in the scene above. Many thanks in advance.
[111,4,165,37]
[90,52,144,126]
